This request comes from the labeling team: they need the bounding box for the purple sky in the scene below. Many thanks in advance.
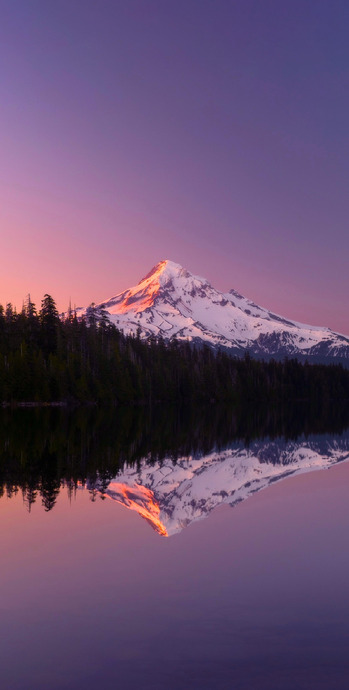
[1,1,349,332]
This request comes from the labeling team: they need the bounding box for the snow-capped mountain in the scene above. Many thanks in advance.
[77,260,349,361]
[91,434,349,537]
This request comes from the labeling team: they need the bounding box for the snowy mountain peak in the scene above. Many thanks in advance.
[76,260,349,362]
[90,434,349,537]
[137,259,209,294]
[138,259,182,284]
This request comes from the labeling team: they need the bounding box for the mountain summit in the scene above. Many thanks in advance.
[77,260,349,362]
[91,433,349,536]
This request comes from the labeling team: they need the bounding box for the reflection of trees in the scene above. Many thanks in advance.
[41,480,61,512]
[0,401,348,512]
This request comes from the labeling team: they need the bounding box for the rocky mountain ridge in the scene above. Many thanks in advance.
[90,434,349,536]
[76,260,349,362]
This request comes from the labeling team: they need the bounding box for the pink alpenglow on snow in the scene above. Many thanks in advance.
[76,260,349,362]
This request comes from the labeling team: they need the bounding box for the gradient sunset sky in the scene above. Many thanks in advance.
[1,1,348,332]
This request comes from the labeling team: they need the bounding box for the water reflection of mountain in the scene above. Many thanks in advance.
[0,403,349,515]
[97,435,349,536]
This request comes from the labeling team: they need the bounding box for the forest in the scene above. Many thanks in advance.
[1,294,349,405]
[1,401,349,512]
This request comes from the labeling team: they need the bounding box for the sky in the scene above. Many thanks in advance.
[1,0,348,332]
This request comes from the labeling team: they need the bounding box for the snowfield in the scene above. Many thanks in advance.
[89,434,349,536]
[76,260,349,361]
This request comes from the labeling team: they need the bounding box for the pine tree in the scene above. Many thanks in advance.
[39,294,59,354]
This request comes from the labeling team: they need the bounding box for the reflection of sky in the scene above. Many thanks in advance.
[0,461,349,689]
[1,3,349,334]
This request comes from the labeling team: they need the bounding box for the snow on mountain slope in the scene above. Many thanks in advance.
[91,435,349,536]
[76,260,349,360]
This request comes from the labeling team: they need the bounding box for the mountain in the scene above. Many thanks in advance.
[77,259,349,362]
[89,433,349,537]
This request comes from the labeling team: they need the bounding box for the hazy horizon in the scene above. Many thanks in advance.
[1,1,348,332]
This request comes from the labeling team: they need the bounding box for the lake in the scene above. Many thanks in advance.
[0,405,348,689]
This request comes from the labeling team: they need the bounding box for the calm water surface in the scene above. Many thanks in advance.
[0,407,348,689]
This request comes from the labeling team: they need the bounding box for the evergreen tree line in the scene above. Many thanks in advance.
[1,294,349,404]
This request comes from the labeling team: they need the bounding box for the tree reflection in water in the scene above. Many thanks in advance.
[0,401,348,514]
